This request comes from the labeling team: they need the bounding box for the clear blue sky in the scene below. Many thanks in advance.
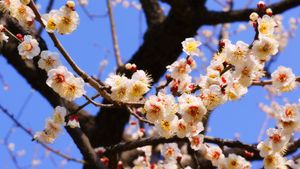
[0,0,300,168]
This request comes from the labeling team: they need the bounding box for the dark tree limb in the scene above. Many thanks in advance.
[105,135,300,161]
[140,0,165,27]
[203,0,300,25]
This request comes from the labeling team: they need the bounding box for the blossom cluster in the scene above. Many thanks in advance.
[46,65,86,101]
[0,0,35,28]
[143,5,283,146]
[131,142,251,169]
[132,3,300,168]
[105,66,152,102]
[15,33,86,101]
[34,106,67,144]
[258,100,300,169]
[42,1,80,34]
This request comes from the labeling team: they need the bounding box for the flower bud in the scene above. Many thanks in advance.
[266,8,273,16]
[249,12,259,22]
[66,1,76,10]
[257,1,266,10]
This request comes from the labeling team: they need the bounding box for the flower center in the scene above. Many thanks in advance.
[277,73,288,82]
[54,74,65,83]
[23,43,33,51]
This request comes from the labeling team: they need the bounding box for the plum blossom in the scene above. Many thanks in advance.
[38,50,61,71]
[181,38,201,56]
[271,66,296,92]
[18,35,40,59]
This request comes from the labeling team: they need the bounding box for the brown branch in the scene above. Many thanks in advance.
[107,0,123,67]
[203,0,300,25]
[0,104,86,164]
[126,106,154,125]
[252,76,300,86]
[105,135,300,161]
[140,0,165,27]
[76,94,101,112]
[83,94,114,108]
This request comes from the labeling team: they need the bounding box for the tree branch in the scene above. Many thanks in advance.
[107,0,123,67]
[140,0,165,27]
[203,0,300,25]
[105,135,300,161]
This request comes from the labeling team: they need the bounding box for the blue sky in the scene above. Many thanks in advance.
[0,0,300,168]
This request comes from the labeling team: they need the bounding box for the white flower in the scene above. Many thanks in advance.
[225,81,248,101]
[175,119,192,138]
[42,10,59,33]
[234,56,260,87]
[67,115,80,128]
[38,50,61,71]
[155,116,178,138]
[271,66,296,92]
[257,140,273,157]
[201,85,226,110]
[33,131,55,144]
[158,92,178,116]
[44,119,61,138]
[257,15,276,37]
[161,143,181,162]
[266,128,290,152]
[56,3,80,34]
[167,58,192,80]
[280,104,300,122]
[224,40,249,65]
[182,38,202,56]
[263,153,286,169]
[178,94,207,123]
[105,74,130,101]
[46,66,74,94]
[52,106,67,125]
[144,95,166,122]
[18,35,40,59]
[205,145,225,167]
[224,154,248,169]
[11,3,35,27]
[252,36,279,61]
[132,70,152,85]
[61,77,86,101]
[188,134,204,151]
[126,70,152,102]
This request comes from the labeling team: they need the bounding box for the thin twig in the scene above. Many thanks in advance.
[107,0,123,67]
[75,93,101,112]
[126,106,154,125]
[252,76,300,86]
[82,94,114,107]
